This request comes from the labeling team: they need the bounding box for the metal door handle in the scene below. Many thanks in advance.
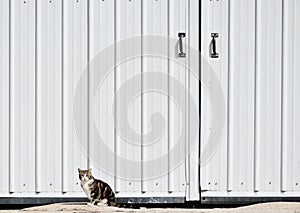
[178,32,186,58]
[210,33,219,58]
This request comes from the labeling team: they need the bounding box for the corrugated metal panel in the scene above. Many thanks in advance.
[36,0,63,193]
[142,0,169,193]
[3,0,300,204]
[255,0,282,192]
[227,0,255,192]
[62,0,88,192]
[2,0,300,203]
[115,0,141,193]
[282,0,300,192]
[201,0,300,198]
[10,0,36,193]
[201,0,229,191]
[89,0,115,192]
[0,0,198,201]
[169,0,187,194]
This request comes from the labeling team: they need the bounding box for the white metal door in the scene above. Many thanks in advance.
[85,0,192,199]
[201,0,300,199]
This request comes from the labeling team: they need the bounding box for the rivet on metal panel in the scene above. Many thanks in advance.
[24,1,26,3]
[241,182,244,185]
[156,183,158,186]
[128,182,131,185]
[76,182,79,185]
[49,0,52,3]
[49,183,52,186]
[23,184,26,187]
[269,181,272,185]
[296,183,298,186]
[215,182,218,185]
[182,183,185,186]
[208,182,211,185]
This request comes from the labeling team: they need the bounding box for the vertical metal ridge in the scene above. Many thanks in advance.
[34,0,41,193]
[86,0,90,169]
[113,0,117,192]
[184,0,188,194]
[280,0,286,192]
[226,0,232,192]
[254,0,259,192]
[141,0,145,193]
[8,0,14,193]
[85,1,89,172]
[61,0,67,193]
[29,0,37,192]
[186,0,191,197]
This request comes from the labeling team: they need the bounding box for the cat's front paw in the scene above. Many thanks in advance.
[97,199,108,207]
[97,202,108,207]
[87,202,94,206]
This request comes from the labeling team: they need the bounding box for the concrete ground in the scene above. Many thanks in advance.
[1,202,300,213]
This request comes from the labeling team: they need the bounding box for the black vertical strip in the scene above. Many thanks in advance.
[199,0,202,198]
[61,0,64,193]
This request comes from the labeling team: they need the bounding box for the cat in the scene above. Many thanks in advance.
[78,168,115,206]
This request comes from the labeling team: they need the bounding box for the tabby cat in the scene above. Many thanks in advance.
[78,168,115,206]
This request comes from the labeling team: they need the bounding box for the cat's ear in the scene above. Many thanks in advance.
[78,168,81,172]
[88,168,92,172]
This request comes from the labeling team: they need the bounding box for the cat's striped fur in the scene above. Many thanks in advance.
[78,168,115,206]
